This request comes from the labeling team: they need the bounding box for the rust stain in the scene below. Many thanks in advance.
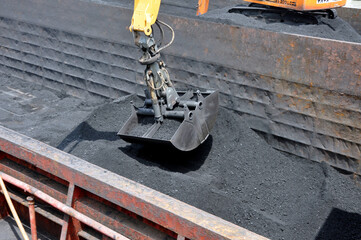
[335,112,345,117]
[228,27,239,53]
[304,103,312,109]
[204,48,208,55]
[283,55,292,65]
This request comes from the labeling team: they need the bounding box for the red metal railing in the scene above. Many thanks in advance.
[0,125,268,240]
[1,172,129,240]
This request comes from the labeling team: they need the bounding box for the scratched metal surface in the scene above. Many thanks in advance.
[0,0,360,173]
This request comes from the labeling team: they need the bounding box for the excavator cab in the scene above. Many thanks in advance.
[118,0,219,151]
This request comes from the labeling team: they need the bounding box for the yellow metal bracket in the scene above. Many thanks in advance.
[130,0,161,36]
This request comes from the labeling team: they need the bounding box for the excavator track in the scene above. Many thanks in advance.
[229,4,338,24]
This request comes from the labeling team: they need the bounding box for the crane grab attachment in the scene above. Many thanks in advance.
[118,1,219,151]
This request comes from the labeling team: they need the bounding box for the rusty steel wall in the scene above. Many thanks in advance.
[338,7,361,34]
[0,0,360,174]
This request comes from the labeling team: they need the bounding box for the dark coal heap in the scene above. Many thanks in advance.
[57,95,361,240]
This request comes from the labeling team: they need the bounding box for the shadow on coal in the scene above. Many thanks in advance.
[119,135,212,173]
[57,122,119,153]
[316,208,361,240]
[57,121,212,173]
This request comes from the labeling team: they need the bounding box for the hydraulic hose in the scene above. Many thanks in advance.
[155,20,175,53]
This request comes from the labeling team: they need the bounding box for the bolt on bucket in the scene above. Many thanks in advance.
[118,90,219,151]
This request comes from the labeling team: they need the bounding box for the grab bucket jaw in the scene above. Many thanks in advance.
[118,90,219,151]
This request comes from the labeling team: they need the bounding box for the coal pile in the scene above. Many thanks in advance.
[0,76,106,147]
[201,6,361,43]
[57,95,361,240]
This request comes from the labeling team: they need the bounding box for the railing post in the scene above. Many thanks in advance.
[27,196,38,240]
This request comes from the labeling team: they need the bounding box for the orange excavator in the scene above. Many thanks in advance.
[197,0,345,18]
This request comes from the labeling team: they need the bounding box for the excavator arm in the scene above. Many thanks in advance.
[130,0,210,36]
[130,0,161,36]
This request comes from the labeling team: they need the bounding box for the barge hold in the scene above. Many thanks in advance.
[0,0,360,239]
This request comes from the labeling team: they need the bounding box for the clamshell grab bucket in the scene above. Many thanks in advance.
[118,90,219,151]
